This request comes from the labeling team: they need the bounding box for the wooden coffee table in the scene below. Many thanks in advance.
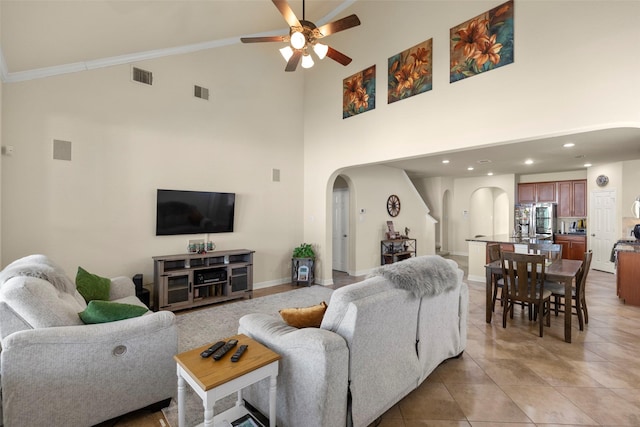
[174,333,281,427]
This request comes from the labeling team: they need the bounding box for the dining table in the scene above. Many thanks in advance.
[485,258,583,343]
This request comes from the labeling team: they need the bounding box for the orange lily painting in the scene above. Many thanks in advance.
[450,0,514,83]
[343,65,376,119]
[388,39,432,104]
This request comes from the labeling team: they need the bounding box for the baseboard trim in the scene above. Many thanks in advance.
[467,274,485,283]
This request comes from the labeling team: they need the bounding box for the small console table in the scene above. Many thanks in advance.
[175,334,280,427]
[380,239,417,265]
[153,249,254,312]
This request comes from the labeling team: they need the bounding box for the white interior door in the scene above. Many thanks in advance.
[332,188,349,272]
[590,189,616,273]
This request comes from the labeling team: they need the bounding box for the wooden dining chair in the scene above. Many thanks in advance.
[546,250,593,330]
[500,252,552,337]
[487,243,504,312]
[528,243,563,260]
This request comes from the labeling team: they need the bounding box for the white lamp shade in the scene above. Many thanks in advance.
[301,54,314,69]
[279,46,294,62]
[313,43,328,60]
[290,31,306,49]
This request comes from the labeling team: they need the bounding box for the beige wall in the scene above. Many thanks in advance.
[450,174,515,255]
[411,176,455,253]
[1,45,305,286]
[585,159,640,240]
[302,1,640,280]
[2,1,640,286]
[331,165,435,278]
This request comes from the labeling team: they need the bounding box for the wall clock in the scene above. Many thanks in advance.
[387,195,401,217]
[596,175,609,187]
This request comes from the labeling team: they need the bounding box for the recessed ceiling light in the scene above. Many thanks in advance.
[467,167,474,171]
[563,143,575,148]
[584,163,592,167]
[442,160,450,164]
[525,159,534,165]
[487,172,494,176]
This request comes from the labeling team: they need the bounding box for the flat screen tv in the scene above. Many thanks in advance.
[156,189,235,235]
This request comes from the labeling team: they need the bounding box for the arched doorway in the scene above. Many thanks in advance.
[469,187,509,237]
[332,175,350,273]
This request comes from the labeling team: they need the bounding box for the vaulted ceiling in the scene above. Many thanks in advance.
[2,0,639,177]
[0,0,349,75]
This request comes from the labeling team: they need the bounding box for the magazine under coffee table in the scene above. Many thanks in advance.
[174,334,281,427]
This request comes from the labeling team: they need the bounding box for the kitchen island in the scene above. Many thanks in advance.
[615,241,640,306]
[466,234,546,282]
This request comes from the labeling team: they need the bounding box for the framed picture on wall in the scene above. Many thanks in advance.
[450,0,514,83]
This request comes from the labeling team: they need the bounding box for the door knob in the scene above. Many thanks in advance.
[591,233,595,237]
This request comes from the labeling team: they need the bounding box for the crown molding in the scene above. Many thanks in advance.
[0,0,358,84]
[1,36,245,84]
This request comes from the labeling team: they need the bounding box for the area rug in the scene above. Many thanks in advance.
[162,285,334,427]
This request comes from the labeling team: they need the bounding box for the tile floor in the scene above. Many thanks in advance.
[108,256,640,426]
[373,255,640,427]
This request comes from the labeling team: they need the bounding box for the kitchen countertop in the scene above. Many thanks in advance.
[465,234,551,244]
[553,232,587,237]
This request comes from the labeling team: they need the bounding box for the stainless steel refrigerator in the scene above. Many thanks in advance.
[532,203,557,239]
[514,204,534,237]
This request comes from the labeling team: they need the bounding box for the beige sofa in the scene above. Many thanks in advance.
[239,256,468,427]
[0,255,178,426]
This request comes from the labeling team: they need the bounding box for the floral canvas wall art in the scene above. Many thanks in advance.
[343,65,376,119]
[388,39,432,104]
[450,0,514,83]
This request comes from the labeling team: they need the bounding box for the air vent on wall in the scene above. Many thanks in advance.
[132,67,153,85]
[194,85,209,100]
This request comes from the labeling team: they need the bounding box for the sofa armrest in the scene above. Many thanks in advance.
[1,311,178,426]
[109,276,136,300]
[239,313,349,427]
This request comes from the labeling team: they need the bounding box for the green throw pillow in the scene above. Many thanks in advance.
[76,266,111,302]
[79,300,148,324]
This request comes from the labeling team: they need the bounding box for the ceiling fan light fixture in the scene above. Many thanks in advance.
[290,31,306,50]
[279,46,294,62]
[301,53,314,69]
[313,43,328,59]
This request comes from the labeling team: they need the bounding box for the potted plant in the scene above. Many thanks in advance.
[292,243,315,259]
[291,243,316,286]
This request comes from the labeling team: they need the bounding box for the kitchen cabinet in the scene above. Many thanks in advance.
[518,182,556,204]
[617,251,640,306]
[558,180,587,217]
[554,234,586,260]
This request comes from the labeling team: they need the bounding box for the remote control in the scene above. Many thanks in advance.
[230,345,248,362]
[200,341,225,358]
[212,339,238,360]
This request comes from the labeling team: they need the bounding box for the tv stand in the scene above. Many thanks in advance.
[152,249,254,312]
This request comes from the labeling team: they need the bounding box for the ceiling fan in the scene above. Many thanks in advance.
[240,0,361,72]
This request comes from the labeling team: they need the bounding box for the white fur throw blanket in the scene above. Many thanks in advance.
[370,255,459,298]
[0,254,77,295]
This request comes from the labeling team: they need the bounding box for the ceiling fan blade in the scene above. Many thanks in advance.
[326,47,352,66]
[240,36,287,43]
[272,0,301,28]
[316,14,361,37]
[285,50,302,72]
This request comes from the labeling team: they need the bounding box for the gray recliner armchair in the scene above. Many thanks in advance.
[0,255,178,426]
